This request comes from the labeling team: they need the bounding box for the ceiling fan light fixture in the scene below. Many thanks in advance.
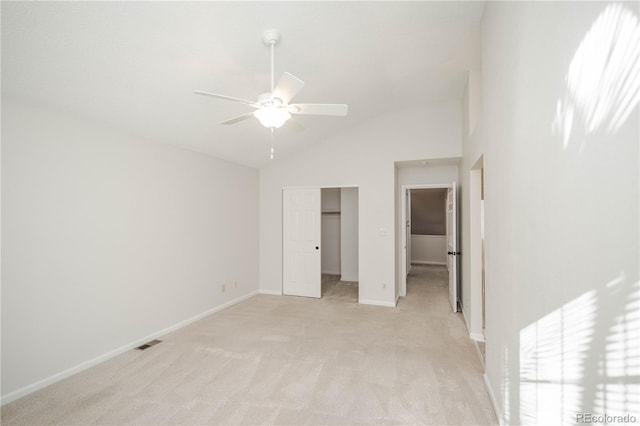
[194,29,347,158]
[253,107,291,129]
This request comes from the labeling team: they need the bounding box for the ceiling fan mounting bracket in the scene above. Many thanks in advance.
[261,29,281,46]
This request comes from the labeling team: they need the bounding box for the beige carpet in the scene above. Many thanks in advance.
[1,265,497,425]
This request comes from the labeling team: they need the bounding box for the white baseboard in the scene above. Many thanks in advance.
[461,308,485,342]
[258,289,282,296]
[461,307,471,333]
[0,290,259,406]
[359,299,396,307]
[483,373,505,426]
[411,261,447,266]
[470,332,485,342]
[321,270,341,275]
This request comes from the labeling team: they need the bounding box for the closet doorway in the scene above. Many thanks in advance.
[282,186,358,301]
[321,187,359,302]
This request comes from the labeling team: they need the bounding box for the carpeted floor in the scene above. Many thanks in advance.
[1,265,497,425]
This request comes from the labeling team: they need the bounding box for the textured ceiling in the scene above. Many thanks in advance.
[1,1,484,168]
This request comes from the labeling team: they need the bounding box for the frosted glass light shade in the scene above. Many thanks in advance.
[253,107,291,129]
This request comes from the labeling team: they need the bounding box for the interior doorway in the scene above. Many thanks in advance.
[400,182,458,312]
[282,186,359,302]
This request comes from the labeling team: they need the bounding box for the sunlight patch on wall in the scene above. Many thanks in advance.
[501,344,511,424]
[592,277,640,416]
[552,4,639,150]
[519,290,597,424]
[519,273,639,425]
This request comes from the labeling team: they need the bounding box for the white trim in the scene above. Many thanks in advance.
[470,332,485,342]
[411,260,447,266]
[281,184,358,190]
[461,306,471,333]
[462,308,485,341]
[359,299,396,307]
[401,183,454,297]
[473,340,486,368]
[483,374,505,426]
[469,165,486,352]
[259,289,282,296]
[0,290,259,406]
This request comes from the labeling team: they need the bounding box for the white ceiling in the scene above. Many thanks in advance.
[1,1,484,168]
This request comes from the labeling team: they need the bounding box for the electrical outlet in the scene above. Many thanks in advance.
[382,283,386,289]
[221,283,226,293]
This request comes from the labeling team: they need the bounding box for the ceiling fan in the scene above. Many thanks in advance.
[194,29,348,159]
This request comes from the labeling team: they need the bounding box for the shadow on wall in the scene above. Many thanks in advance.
[552,3,640,151]
[503,4,640,424]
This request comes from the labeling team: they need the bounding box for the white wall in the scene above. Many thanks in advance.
[410,235,447,265]
[1,99,260,403]
[260,103,461,306]
[340,187,358,282]
[461,2,639,424]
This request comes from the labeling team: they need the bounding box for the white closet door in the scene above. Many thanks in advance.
[283,188,321,298]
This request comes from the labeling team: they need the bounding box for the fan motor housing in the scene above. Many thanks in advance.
[257,92,283,107]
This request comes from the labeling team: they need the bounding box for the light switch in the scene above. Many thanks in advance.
[379,227,387,236]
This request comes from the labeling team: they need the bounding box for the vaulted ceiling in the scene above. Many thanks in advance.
[1,1,484,167]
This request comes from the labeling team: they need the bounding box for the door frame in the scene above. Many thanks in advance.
[469,156,485,342]
[281,184,359,299]
[400,183,455,297]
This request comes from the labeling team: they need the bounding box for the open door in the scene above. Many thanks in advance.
[283,188,321,298]
[405,189,411,278]
[446,183,458,312]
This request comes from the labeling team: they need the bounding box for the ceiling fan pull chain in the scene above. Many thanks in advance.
[270,127,275,160]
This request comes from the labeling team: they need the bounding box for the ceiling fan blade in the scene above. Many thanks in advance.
[194,91,259,108]
[288,103,348,116]
[272,72,304,103]
[220,112,255,125]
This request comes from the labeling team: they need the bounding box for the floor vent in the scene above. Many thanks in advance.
[135,339,162,351]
